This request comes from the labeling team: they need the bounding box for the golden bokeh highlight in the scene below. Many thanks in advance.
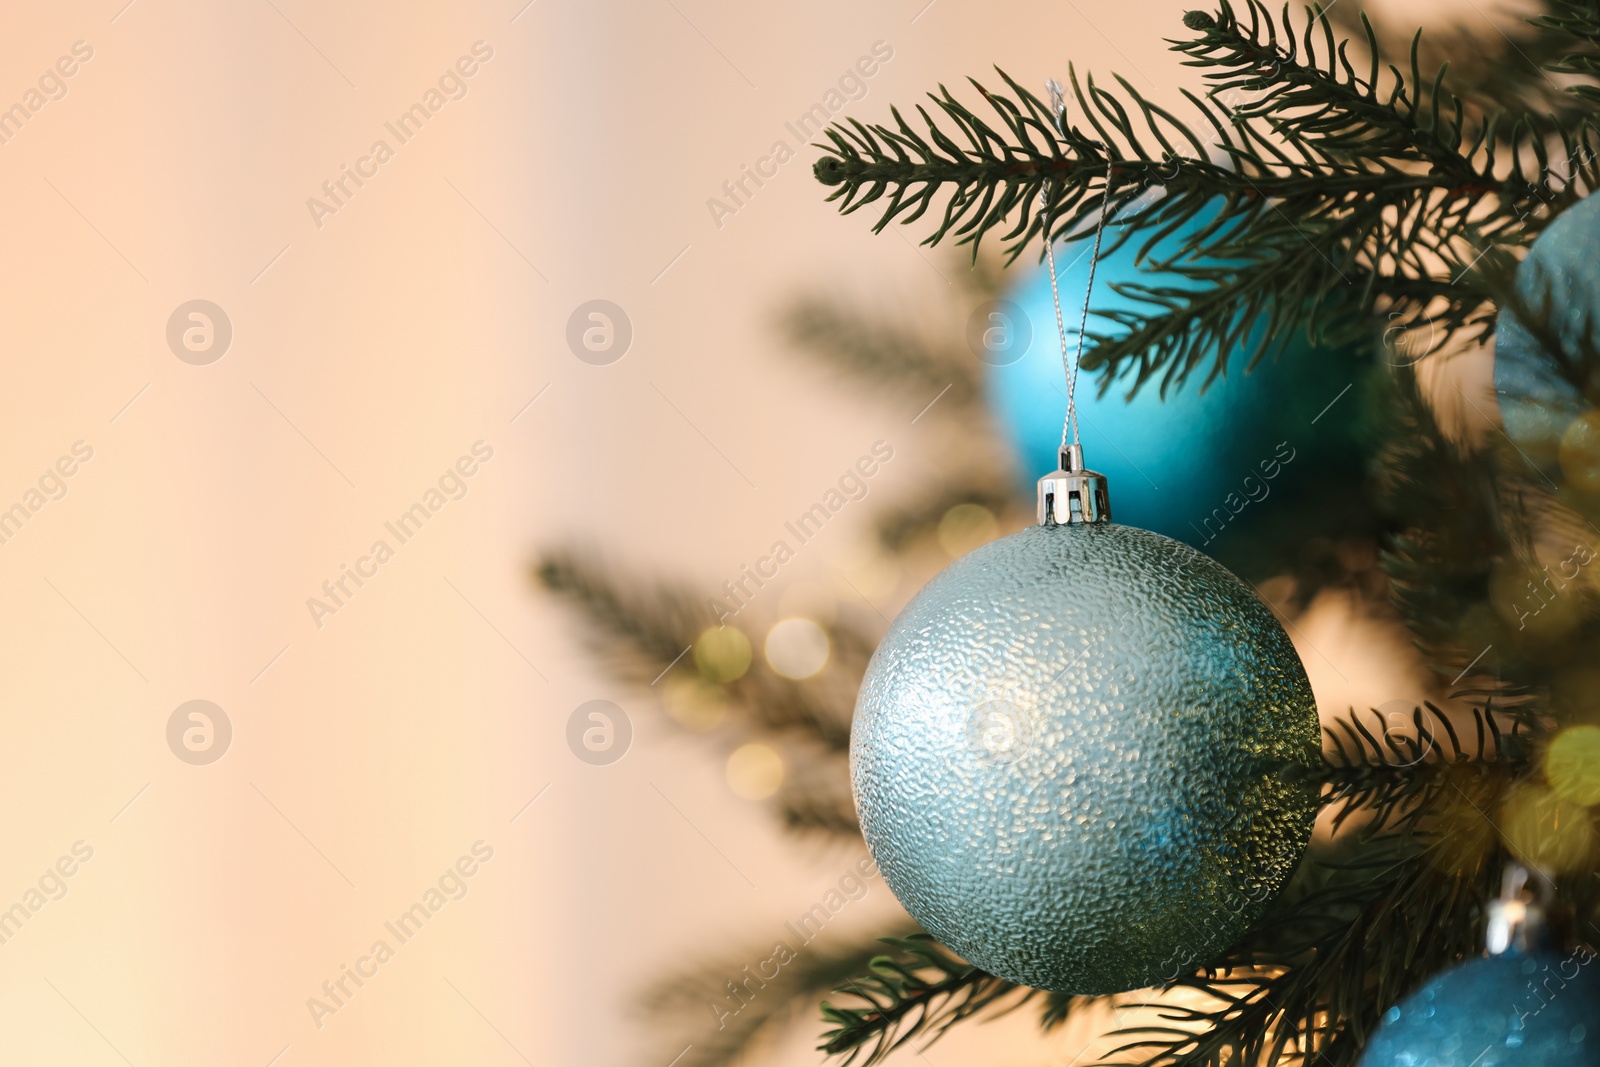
[938,503,999,557]
[659,676,731,733]
[1488,556,1582,639]
[725,742,785,800]
[1560,410,1600,494]
[765,617,830,679]
[1546,724,1600,806]
[1499,782,1598,874]
[695,626,752,683]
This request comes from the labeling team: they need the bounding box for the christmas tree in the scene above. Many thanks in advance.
[541,2,1600,1063]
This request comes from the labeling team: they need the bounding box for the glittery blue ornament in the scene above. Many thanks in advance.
[1360,952,1600,1066]
[986,206,1372,567]
[1494,194,1600,477]
[850,490,1320,994]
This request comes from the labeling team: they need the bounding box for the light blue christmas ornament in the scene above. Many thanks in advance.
[1361,870,1600,1066]
[986,206,1370,560]
[1494,194,1600,475]
[851,440,1320,994]
[1360,952,1600,1066]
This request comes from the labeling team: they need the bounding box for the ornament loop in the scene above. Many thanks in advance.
[1037,442,1112,526]
[1040,76,1114,457]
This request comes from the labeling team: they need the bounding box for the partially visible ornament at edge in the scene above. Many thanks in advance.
[1359,866,1600,1066]
[1495,194,1600,478]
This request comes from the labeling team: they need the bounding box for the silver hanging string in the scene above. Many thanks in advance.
[1041,78,1114,452]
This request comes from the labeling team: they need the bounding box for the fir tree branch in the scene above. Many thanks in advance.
[779,296,983,410]
[1320,702,1540,837]
[1373,348,1600,701]
[811,0,1600,389]
[870,482,1023,555]
[536,552,854,748]
[535,552,864,834]
[816,935,1071,1066]
[812,838,1504,1067]
[1535,0,1600,103]
[1097,834,1504,1067]
[1342,1,1596,122]
[1374,367,1520,688]
[644,923,922,1067]
[776,255,1004,410]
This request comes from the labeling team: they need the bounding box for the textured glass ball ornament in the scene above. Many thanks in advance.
[1359,874,1600,1066]
[1494,193,1600,480]
[850,446,1321,994]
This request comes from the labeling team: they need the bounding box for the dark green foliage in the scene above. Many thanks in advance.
[817,935,1045,1065]
[1536,0,1600,105]
[1101,838,1500,1065]
[812,0,1600,394]
[1374,367,1518,689]
[1320,702,1540,836]
[1336,3,1587,121]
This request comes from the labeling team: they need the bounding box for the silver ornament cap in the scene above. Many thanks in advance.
[1037,443,1111,525]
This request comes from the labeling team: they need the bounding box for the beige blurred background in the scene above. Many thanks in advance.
[0,0,1474,1065]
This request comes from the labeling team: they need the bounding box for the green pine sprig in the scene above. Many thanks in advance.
[816,935,1054,1065]
[535,552,862,835]
[811,0,1600,393]
[1320,701,1540,837]
[1535,0,1600,103]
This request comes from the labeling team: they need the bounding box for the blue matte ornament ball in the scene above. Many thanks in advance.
[1359,951,1600,1066]
[1494,194,1600,478]
[986,207,1373,567]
